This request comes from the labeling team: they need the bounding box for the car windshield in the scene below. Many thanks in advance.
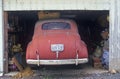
[42,22,71,30]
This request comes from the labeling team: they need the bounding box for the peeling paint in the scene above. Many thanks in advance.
[0,0,4,75]
[3,0,110,11]
[109,0,120,71]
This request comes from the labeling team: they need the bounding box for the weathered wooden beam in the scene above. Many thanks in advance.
[0,0,4,76]
[109,0,120,71]
[3,0,110,11]
[4,12,8,73]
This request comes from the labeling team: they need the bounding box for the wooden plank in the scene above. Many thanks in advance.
[0,0,4,76]
[3,0,110,11]
[4,12,8,73]
[109,0,120,70]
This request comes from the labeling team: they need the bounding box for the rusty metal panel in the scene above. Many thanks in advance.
[3,0,110,11]
[109,0,120,70]
[0,0,4,76]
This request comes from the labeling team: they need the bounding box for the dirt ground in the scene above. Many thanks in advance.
[2,64,120,79]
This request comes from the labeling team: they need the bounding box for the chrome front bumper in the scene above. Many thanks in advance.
[27,58,88,65]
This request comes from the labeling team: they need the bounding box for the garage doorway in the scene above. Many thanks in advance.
[6,10,109,72]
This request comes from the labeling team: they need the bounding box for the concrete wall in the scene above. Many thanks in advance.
[3,0,110,11]
[0,0,4,76]
[109,0,120,70]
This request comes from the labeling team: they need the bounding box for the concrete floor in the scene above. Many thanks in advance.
[4,64,109,79]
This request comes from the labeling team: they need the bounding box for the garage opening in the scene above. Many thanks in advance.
[7,10,109,72]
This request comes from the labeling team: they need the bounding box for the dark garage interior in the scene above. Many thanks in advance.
[7,10,109,72]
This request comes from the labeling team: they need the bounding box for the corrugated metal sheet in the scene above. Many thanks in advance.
[0,0,4,76]
[109,0,120,70]
[3,0,110,11]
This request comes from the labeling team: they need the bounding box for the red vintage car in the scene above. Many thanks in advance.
[26,19,88,66]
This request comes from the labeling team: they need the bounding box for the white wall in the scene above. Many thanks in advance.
[109,0,120,71]
[0,0,4,76]
[3,0,110,11]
